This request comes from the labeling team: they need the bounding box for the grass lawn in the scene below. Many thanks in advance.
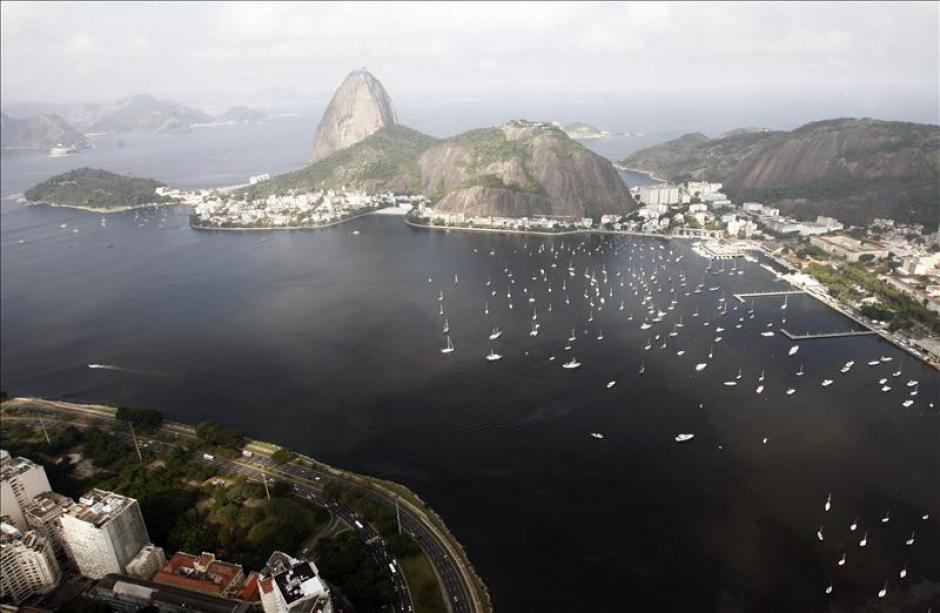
[400,551,447,613]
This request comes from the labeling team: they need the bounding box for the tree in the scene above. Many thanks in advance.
[271,447,296,464]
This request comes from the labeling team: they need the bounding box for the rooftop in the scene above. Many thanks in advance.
[0,450,42,480]
[65,489,135,528]
[153,552,244,596]
[25,491,73,519]
[272,559,327,605]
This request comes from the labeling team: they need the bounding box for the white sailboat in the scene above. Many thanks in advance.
[489,327,503,341]
[440,335,455,354]
[674,433,695,443]
[562,357,581,370]
[485,348,502,362]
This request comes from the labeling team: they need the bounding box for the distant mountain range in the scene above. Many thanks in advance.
[622,119,940,227]
[253,70,634,219]
[1,96,268,149]
[0,112,88,150]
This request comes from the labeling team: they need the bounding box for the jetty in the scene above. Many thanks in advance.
[733,290,806,303]
[779,328,878,340]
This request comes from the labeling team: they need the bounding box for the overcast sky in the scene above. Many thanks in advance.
[2,1,938,129]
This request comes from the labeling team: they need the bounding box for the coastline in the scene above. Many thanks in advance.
[189,208,385,232]
[26,199,185,215]
[1,396,492,613]
[614,165,668,183]
[403,217,685,240]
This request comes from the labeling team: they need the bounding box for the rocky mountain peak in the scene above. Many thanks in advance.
[311,69,397,161]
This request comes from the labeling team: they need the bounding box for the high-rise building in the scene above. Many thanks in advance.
[24,491,74,560]
[0,450,52,530]
[0,518,61,604]
[259,551,333,613]
[59,489,151,579]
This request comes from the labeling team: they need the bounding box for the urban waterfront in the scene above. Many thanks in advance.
[2,181,938,610]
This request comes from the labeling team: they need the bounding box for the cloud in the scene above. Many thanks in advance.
[1,0,936,126]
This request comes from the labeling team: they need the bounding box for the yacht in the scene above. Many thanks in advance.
[786,388,796,396]
[788,345,799,356]
[440,335,455,354]
[824,493,831,512]
[902,399,914,408]
[723,380,738,387]
[695,363,708,371]
[796,364,804,376]
[562,358,581,370]
[760,331,775,337]
[590,432,605,440]
[755,384,764,394]
[822,379,833,387]
[489,327,503,341]
[638,361,646,374]
[867,359,881,366]
[485,349,502,362]
[758,369,765,382]
[606,380,616,389]
[674,433,695,443]
[442,319,449,334]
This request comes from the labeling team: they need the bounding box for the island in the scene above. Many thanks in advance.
[558,121,612,140]
[24,168,187,213]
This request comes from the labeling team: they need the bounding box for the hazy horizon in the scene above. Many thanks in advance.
[2,1,938,135]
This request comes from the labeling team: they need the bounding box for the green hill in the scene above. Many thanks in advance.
[25,168,178,211]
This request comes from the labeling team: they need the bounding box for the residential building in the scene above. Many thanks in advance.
[810,234,890,262]
[638,184,680,206]
[24,491,73,560]
[126,544,167,580]
[92,574,250,613]
[0,450,52,530]
[154,552,245,597]
[0,519,61,604]
[259,551,333,613]
[59,489,151,579]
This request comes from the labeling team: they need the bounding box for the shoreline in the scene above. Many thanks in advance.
[403,217,686,240]
[189,208,386,232]
[1,396,492,613]
[26,200,186,215]
[614,165,669,184]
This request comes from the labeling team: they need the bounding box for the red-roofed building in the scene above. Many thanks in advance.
[153,551,245,597]
[236,570,261,602]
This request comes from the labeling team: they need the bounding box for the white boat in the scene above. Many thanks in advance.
[562,358,581,370]
[674,433,695,443]
[590,432,605,440]
[906,379,918,387]
[755,385,764,394]
[880,385,891,392]
[822,379,833,387]
[849,518,857,531]
[606,380,616,389]
[788,345,799,356]
[902,399,914,407]
[454,273,459,285]
[760,331,774,337]
[638,361,646,374]
[881,510,890,524]
[442,319,449,334]
[859,531,868,547]
[723,380,738,387]
[824,493,831,512]
[440,335,455,354]
[878,582,887,599]
[758,369,765,382]
[485,349,502,362]
[796,364,804,376]
[488,327,503,341]
[817,527,824,541]
[695,363,707,371]
[838,553,845,567]
[867,359,880,366]
[786,388,796,396]
[906,530,915,545]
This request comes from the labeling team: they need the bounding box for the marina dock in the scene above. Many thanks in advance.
[733,290,806,303]
[779,328,878,340]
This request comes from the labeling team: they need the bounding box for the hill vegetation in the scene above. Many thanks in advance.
[622,118,940,228]
[25,168,178,211]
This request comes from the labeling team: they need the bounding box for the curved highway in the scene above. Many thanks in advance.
[2,399,486,613]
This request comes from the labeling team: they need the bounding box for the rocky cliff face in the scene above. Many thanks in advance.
[311,69,397,161]
[419,121,634,218]
[0,112,87,149]
[622,118,940,226]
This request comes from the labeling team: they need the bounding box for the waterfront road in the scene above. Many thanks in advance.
[3,399,485,613]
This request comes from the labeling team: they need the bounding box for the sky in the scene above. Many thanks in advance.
[1,1,938,133]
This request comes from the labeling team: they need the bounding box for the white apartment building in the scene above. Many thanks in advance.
[0,520,61,604]
[260,551,334,613]
[60,489,151,580]
[638,184,680,206]
[24,491,74,560]
[0,450,52,530]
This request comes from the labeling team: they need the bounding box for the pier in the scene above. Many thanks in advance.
[779,328,878,340]
[733,290,806,303]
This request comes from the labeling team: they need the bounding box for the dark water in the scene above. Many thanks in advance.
[2,128,938,613]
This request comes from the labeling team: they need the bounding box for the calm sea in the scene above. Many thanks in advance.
[1,120,937,612]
